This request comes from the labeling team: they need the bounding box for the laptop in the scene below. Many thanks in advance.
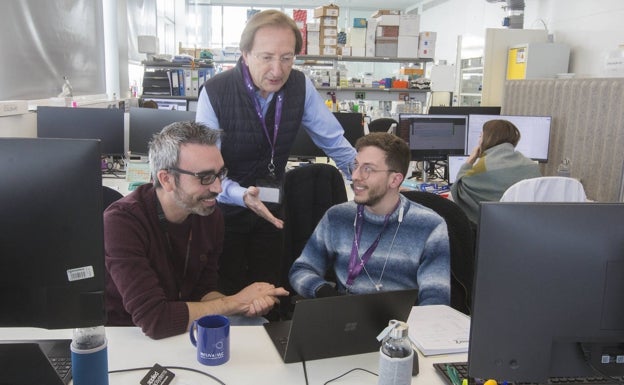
[264,289,418,363]
[0,339,72,385]
[447,155,469,184]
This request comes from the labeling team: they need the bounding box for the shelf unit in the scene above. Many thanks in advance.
[141,61,215,101]
[296,55,433,102]
[457,57,483,106]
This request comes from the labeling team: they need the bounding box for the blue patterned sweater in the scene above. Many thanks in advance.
[289,194,450,305]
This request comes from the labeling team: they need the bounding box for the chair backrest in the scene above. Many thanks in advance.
[500,176,587,202]
[401,190,475,315]
[103,185,124,211]
[367,118,398,135]
[280,163,348,316]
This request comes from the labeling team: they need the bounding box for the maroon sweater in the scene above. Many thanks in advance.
[104,184,223,339]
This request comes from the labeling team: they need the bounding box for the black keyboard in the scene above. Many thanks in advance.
[433,362,624,385]
[49,355,72,380]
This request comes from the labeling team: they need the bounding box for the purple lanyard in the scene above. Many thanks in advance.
[241,60,284,177]
[346,203,397,286]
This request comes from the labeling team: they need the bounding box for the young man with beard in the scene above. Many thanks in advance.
[288,133,450,306]
[104,121,288,339]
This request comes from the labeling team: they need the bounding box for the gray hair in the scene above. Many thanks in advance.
[148,121,221,188]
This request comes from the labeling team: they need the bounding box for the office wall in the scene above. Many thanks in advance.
[418,0,624,77]
[0,1,106,100]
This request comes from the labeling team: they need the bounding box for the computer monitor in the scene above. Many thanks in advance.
[469,202,624,383]
[466,114,552,162]
[128,107,196,156]
[447,155,469,184]
[143,97,188,111]
[37,106,125,156]
[289,112,364,160]
[397,114,467,162]
[428,106,501,116]
[0,137,106,329]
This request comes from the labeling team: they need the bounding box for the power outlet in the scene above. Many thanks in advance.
[355,91,366,99]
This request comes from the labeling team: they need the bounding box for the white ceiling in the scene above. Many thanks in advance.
[192,0,426,12]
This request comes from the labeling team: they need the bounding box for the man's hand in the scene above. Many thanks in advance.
[230,283,289,317]
[243,186,284,229]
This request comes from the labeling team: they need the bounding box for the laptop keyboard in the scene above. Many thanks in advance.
[49,355,72,380]
[434,362,624,385]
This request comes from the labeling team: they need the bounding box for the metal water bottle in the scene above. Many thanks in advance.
[378,320,413,385]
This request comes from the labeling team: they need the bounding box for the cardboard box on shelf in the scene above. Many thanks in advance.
[319,16,338,27]
[314,4,339,18]
[371,9,401,18]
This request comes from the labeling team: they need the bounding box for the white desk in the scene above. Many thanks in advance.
[0,326,466,385]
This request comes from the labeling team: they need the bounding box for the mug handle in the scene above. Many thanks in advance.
[189,320,198,347]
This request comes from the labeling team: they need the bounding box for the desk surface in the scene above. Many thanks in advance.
[0,325,466,385]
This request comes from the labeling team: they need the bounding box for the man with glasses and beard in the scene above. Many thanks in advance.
[104,121,288,339]
[289,133,450,306]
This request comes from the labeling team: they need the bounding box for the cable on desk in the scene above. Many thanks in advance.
[302,358,309,385]
[323,367,378,385]
[108,365,227,385]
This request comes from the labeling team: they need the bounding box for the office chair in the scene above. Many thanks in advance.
[500,176,587,202]
[103,186,124,211]
[280,163,348,319]
[401,190,475,315]
[367,118,398,135]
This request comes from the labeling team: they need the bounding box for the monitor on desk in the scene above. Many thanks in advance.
[428,106,501,116]
[468,202,624,383]
[37,106,125,156]
[466,114,551,162]
[397,114,467,162]
[289,112,364,160]
[0,137,106,328]
[128,107,196,156]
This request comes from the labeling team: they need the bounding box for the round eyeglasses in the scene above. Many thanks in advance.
[348,163,397,180]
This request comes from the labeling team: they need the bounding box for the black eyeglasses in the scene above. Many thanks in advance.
[168,167,228,185]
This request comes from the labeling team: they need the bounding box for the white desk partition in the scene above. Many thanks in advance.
[0,325,466,385]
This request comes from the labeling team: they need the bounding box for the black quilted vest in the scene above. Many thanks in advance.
[204,59,306,189]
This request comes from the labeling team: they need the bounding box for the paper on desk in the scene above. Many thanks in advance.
[407,305,470,356]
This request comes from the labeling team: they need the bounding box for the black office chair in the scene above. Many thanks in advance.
[367,118,398,134]
[401,190,475,315]
[103,185,124,211]
[280,163,348,318]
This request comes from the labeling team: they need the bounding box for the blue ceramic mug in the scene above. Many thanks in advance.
[189,315,230,366]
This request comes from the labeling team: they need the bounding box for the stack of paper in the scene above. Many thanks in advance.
[407,305,470,356]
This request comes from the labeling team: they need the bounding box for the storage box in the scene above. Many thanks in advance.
[376,26,399,38]
[371,9,401,18]
[397,35,419,58]
[293,9,307,22]
[319,16,338,27]
[314,5,339,18]
[375,14,400,26]
[0,100,28,117]
[307,44,320,55]
[399,14,420,36]
[307,22,320,32]
[375,38,398,57]
[353,18,367,28]
[348,27,367,48]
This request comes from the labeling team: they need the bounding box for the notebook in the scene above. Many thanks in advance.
[0,339,72,385]
[264,289,419,363]
[447,155,469,184]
